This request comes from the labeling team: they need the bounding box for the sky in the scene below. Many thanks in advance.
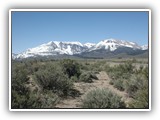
[12,11,149,54]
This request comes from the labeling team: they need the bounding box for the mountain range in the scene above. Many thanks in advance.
[12,38,148,59]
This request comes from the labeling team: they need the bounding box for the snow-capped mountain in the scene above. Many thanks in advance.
[84,43,96,48]
[12,53,18,59]
[91,39,141,51]
[12,38,148,59]
[15,41,88,59]
[141,45,148,50]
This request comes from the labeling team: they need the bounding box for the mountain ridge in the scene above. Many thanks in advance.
[12,38,148,59]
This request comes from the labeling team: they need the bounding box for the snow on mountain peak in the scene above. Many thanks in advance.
[13,41,88,58]
[62,41,83,47]
[95,38,141,51]
[95,39,119,51]
[84,43,96,48]
[12,38,148,59]
[141,45,148,50]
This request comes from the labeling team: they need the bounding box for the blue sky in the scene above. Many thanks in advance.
[12,11,149,53]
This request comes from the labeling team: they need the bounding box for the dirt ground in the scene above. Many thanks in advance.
[55,71,132,108]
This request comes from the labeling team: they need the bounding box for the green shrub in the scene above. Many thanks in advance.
[107,62,134,78]
[79,71,98,83]
[90,71,99,80]
[34,65,73,96]
[132,58,137,63]
[12,89,59,109]
[90,62,103,72]
[61,59,81,78]
[11,90,28,109]
[123,61,135,73]
[143,67,149,79]
[28,90,59,108]
[82,88,126,108]
[124,74,145,97]
[79,72,93,83]
[106,62,136,93]
[11,62,30,109]
[70,76,78,82]
[128,88,148,108]
[113,79,125,91]
[109,80,114,85]
[11,62,60,108]
[127,67,149,108]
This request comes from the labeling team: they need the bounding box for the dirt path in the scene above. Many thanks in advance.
[55,71,132,108]
[96,71,132,104]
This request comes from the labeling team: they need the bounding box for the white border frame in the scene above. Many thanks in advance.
[9,9,151,111]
